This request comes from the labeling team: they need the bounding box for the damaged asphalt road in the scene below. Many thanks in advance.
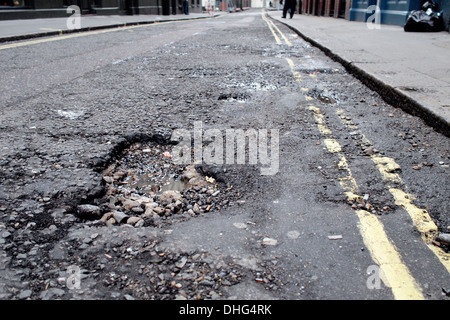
[0,10,449,300]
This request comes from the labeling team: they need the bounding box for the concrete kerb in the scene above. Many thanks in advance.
[0,14,222,44]
[269,15,450,138]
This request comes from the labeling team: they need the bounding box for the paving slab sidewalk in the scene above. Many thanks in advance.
[0,12,221,42]
[268,10,450,136]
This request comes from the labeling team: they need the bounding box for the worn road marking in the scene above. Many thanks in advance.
[39,27,63,33]
[0,24,154,51]
[356,209,424,300]
[266,18,292,47]
[262,10,292,47]
[285,58,302,82]
[262,11,281,44]
[337,109,450,274]
[278,19,426,297]
[309,105,331,135]
[308,106,424,300]
[0,17,217,51]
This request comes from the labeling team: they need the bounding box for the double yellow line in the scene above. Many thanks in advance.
[262,15,449,299]
[261,10,292,47]
[336,109,450,274]
[309,105,424,300]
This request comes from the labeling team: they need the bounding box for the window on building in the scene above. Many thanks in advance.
[1,0,24,6]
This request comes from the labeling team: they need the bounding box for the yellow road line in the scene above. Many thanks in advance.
[0,17,211,51]
[0,23,154,51]
[262,11,281,44]
[356,209,424,300]
[309,105,330,135]
[336,109,450,274]
[308,106,424,300]
[304,58,423,298]
[266,18,292,46]
[323,138,342,153]
[285,58,302,82]
[39,27,62,32]
[262,10,292,47]
[285,57,295,69]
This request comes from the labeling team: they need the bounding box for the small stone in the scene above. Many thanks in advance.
[112,211,129,223]
[182,165,201,181]
[131,207,144,213]
[364,147,374,155]
[153,206,165,215]
[127,216,143,226]
[436,233,450,245]
[173,200,183,212]
[212,190,220,197]
[262,237,278,246]
[211,292,221,300]
[193,203,201,214]
[144,203,157,216]
[40,288,65,300]
[18,290,32,300]
[137,196,153,204]
[160,190,182,202]
[76,204,102,220]
[175,256,188,269]
[122,199,140,211]
[100,212,114,223]
[1,231,11,238]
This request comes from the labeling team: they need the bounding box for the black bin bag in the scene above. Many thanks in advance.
[404,1,444,32]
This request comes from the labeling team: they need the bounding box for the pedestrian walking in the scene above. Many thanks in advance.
[282,0,296,18]
[183,0,189,15]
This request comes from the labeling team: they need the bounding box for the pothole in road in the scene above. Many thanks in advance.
[78,141,241,228]
[308,88,339,104]
[217,92,251,103]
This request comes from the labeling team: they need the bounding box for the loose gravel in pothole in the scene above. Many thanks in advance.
[80,141,243,229]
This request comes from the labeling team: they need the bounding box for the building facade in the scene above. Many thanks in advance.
[299,0,449,30]
[0,0,203,19]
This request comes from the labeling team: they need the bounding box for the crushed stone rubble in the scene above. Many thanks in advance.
[77,142,239,228]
